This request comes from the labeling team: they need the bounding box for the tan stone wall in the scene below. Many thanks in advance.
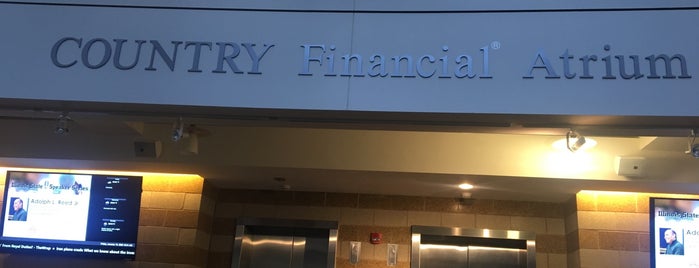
[568,191,699,268]
[209,189,568,268]
[138,174,209,267]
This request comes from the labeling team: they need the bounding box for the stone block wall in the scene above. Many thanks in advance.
[137,174,211,268]
[12,171,697,268]
[566,191,699,268]
[209,189,568,268]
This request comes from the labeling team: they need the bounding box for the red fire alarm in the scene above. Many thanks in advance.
[370,232,383,244]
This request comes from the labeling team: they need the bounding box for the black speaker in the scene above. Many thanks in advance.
[134,141,162,158]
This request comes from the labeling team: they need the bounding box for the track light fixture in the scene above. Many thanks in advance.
[552,130,596,152]
[172,121,210,155]
[181,124,211,155]
[566,129,587,152]
[184,126,199,155]
[172,117,184,142]
[54,113,71,135]
[685,129,699,158]
[563,129,597,152]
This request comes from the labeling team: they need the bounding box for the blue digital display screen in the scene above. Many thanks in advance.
[0,171,142,260]
[650,197,699,267]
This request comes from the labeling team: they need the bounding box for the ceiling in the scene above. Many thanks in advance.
[0,99,698,203]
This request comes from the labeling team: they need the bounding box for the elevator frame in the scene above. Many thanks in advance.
[231,217,338,268]
[410,225,536,268]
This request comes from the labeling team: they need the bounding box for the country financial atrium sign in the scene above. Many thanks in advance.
[3,3,698,117]
[50,37,692,80]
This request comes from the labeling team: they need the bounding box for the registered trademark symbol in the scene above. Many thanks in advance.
[491,41,501,50]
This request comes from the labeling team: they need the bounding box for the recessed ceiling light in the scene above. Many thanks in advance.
[458,183,474,190]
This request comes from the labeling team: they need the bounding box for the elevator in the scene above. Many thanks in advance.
[411,226,536,268]
[231,218,338,268]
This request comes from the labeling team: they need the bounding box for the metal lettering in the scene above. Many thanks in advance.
[242,43,274,74]
[213,42,243,74]
[524,50,560,79]
[145,40,182,72]
[184,42,212,73]
[113,39,145,70]
[51,37,82,68]
[479,46,492,79]
[646,54,692,79]
[50,37,272,74]
[341,54,363,77]
[454,55,474,78]
[82,38,112,69]
[416,55,435,78]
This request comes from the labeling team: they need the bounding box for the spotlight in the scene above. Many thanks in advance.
[183,130,198,155]
[177,124,210,155]
[54,114,71,135]
[560,129,597,152]
[171,117,184,142]
[685,129,699,158]
[552,130,597,152]
[566,130,586,152]
[689,145,699,158]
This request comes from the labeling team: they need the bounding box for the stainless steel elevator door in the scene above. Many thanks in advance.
[246,234,293,268]
[240,226,330,268]
[411,226,535,268]
[419,244,526,268]
[419,244,469,268]
[467,246,526,268]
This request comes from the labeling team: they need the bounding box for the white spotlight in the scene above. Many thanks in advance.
[179,124,210,155]
[172,117,184,141]
[184,132,199,155]
[566,130,586,152]
[562,130,596,152]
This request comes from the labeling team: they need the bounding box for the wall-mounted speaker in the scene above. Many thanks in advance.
[134,141,162,158]
[615,156,645,177]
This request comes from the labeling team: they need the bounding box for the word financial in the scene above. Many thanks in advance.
[50,37,692,79]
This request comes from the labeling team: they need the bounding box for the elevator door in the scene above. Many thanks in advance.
[240,226,330,268]
[419,244,526,268]
[412,227,535,268]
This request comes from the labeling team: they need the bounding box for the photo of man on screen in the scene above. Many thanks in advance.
[10,198,27,221]
[664,228,684,255]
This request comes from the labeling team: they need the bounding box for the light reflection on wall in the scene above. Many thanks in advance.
[0,167,203,188]
[578,190,699,204]
[579,190,636,196]
[542,150,600,177]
